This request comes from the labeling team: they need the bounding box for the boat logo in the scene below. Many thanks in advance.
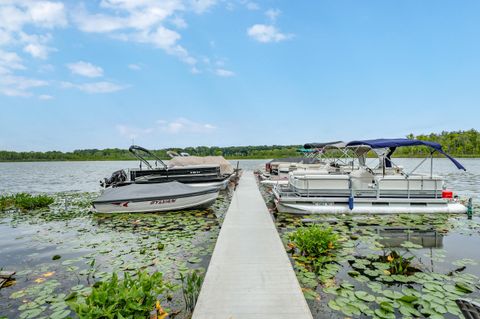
[150,199,176,205]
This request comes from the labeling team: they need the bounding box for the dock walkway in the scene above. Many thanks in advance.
[192,172,313,319]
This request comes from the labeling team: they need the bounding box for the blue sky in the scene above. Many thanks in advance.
[1,0,480,151]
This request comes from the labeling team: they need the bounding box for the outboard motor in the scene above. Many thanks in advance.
[100,170,127,188]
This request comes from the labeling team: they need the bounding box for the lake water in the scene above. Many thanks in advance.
[0,159,266,194]
[0,158,479,199]
[0,158,479,319]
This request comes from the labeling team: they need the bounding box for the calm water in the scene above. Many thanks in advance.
[0,159,267,194]
[0,160,271,319]
[0,158,478,198]
[0,158,479,319]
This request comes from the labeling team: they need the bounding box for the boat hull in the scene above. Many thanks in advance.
[273,189,467,215]
[275,200,467,214]
[93,191,219,213]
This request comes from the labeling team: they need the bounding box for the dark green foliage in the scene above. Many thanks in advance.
[0,145,300,161]
[179,270,204,313]
[1,129,479,161]
[288,225,340,257]
[0,193,54,211]
[68,271,171,319]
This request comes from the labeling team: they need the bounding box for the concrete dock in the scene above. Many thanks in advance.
[192,172,313,319]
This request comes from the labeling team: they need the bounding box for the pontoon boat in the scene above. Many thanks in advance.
[273,139,467,214]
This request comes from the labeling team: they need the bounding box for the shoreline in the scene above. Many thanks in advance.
[1,155,480,163]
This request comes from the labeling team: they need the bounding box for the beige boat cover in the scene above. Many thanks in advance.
[169,156,234,175]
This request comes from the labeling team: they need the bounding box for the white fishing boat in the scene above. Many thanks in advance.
[273,139,468,214]
[92,181,219,213]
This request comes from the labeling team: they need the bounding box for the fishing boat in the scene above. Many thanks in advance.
[93,181,219,213]
[101,145,234,189]
[273,138,468,214]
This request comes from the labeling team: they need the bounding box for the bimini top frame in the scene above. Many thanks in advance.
[129,145,167,170]
[301,141,360,167]
[346,138,466,177]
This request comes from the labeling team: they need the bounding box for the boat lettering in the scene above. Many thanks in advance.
[150,199,176,205]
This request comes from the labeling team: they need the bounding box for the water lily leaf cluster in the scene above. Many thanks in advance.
[1,190,233,319]
[275,211,480,319]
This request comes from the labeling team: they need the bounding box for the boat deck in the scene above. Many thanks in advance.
[192,171,312,319]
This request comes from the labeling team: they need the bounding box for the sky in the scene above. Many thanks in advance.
[1,0,480,151]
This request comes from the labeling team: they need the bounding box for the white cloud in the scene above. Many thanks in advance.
[28,1,67,28]
[215,68,235,77]
[0,49,49,96]
[247,24,292,43]
[265,8,281,21]
[0,2,66,96]
[38,94,53,100]
[72,1,201,68]
[116,117,216,139]
[61,81,127,94]
[0,74,48,97]
[170,16,187,29]
[190,0,217,14]
[116,124,154,139]
[23,43,50,59]
[128,63,142,70]
[19,32,55,59]
[0,1,67,31]
[67,61,104,78]
[157,118,216,134]
[0,50,25,71]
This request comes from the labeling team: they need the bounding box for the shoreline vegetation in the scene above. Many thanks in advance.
[1,130,479,162]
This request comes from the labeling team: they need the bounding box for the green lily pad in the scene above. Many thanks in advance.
[354,290,375,302]
[399,294,418,302]
[455,281,475,293]
[375,308,395,319]
[382,290,404,299]
[379,301,395,312]
[303,288,319,300]
[328,299,341,311]
[50,309,70,319]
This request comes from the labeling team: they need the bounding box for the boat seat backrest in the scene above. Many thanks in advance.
[350,168,375,190]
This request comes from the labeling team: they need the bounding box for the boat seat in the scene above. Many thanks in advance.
[350,168,376,191]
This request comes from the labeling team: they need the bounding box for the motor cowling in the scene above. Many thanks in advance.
[101,170,127,188]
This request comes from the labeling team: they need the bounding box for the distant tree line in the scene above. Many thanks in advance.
[0,130,478,162]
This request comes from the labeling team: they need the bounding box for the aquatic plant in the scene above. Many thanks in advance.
[180,270,204,313]
[288,225,340,257]
[0,193,54,211]
[383,250,414,275]
[276,213,480,319]
[68,271,172,319]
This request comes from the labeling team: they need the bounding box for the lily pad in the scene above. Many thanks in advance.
[354,290,375,302]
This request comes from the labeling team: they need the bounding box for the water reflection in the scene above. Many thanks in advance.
[375,227,443,248]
